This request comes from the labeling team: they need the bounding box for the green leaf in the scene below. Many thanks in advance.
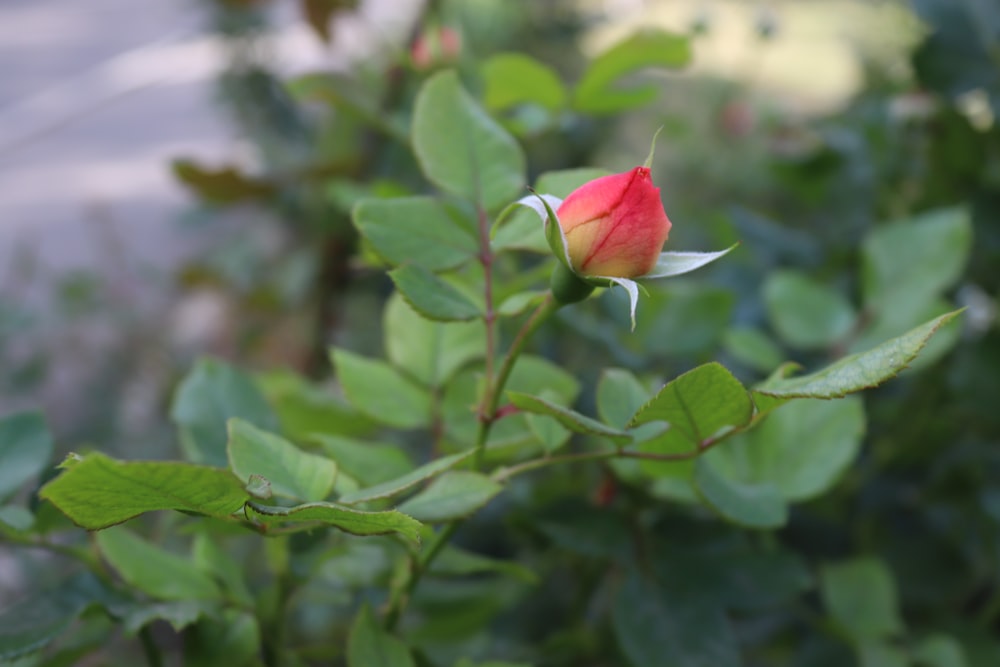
[96,527,222,601]
[192,532,253,607]
[184,610,261,667]
[347,605,415,667]
[226,419,336,502]
[914,634,967,667]
[338,450,474,505]
[0,504,34,533]
[331,349,433,429]
[764,270,857,349]
[481,53,566,111]
[722,327,784,373]
[431,546,539,584]
[0,411,53,501]
[352,196,478,271]
[256,369,377,440]
[396,471,503,523]
[693,456,788,529]
[707,397,865,502]
[170,358,278,467]
[0,573,119,661]
[820,558,904,643]
[246,501,422,541]
[755,310,962,399]
[859,643,911,667]
[863,206,972,308]
[507,392,633,446]
[114,600,216,634]
[412,70,526,211]
[39,453,248,530]
[384,293,484,387]
[310,434,413,487]
[574,30,692,114]
[631,363,753,471]
[597,368,652,429]
[389,264,483,322]
[613,569,740,667]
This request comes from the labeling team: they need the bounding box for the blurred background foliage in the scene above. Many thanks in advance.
[2,0,1000,665]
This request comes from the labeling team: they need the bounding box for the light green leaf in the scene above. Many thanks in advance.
[694,456,788,529]
[348,605,415,667]
[352,196,478,271]
[764,270,857,349]
[863,206,972,309]
[96,527,222,601]
[170,358,278,467]
[397,471,503,523]
[332,349,433,429]
[389,264,483,322]
[384,293,484,387]
[507,355,580,403]
[507,391,632,445]
[706,397,865,502]
[256,369,377,441]
[310,434,413,488]
[0,411,53,501]
[0,573,119,661]
[245,502,422,541]
[575,30,692,114]
[631,363,753,472]
[39,453,248,530]
[597,368,650,429]
[821,558,904,643]
[755,310,962,399]
[722,327,784,373]
[226,419,336,502]
[412,70,525,211]
[482,53,566,111]
[338,450,474,505]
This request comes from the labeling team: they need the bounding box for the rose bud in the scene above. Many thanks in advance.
[555,166,672,279]
[411,26,462,71]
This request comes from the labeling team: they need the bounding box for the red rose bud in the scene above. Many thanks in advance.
[555,167,672,278]
[411,26,462,71]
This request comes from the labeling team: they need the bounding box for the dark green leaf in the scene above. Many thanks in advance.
[914,634,967,667]
[226,419,336,502]
[613,569,740,667]
[412,70,526,211]
[39,453,247,530]
[575,30,692,114]
[0,573,120,660]
[389,264,483,322]
[332,349,433,429]
[0,411,53,501]
[256,370,377,440]
[170,358,278,467]
[115,599,216,634]
[396,471,503,522]
[347,605,415,667]
[820,558,904,643]
[311,434,413,487]
[184,610,260,667]
[431,546,539,584]
[353,196,478,271]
